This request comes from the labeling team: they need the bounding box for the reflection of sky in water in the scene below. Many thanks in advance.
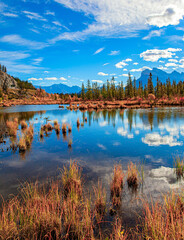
[1,105,184,199]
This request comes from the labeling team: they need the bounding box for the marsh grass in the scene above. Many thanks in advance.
[110,165,124,208]
[127,162,139,191]
[142,191,184,239]
[20,120,28,130]
[68,139,72,148]
[174,157,184,180]
[6,118,18,137]
[94,181,106,221]
[62,123,67,134]
[77,118,80,127]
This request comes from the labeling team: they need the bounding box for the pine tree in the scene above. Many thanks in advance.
[147,73,154,94]
[86,80,92,100]
[81,83,85,100]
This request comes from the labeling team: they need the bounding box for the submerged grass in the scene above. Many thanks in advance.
[127,162,139,191]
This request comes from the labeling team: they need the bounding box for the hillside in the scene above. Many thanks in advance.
[35,83,81,94]
[137,68,184,87]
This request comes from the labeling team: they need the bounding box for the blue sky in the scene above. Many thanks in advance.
[0,0,184,87]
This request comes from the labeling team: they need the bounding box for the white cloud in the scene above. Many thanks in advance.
[147,6,184,27]
[119,74,133,77]
[45,10,55,16]
[123,68,128,71]
[165,62,178,67]
[52,21,62,26]
[142,133,182,147]
[0,50,30,60]
[23,11,47,21]
[28,77,43,81]
[45,77,58,80]
[143,29,163,40]
[140,48,182,62]
[60,77,67,80]
[109,50,120,56]
[117,127,127,136]
[0,34,48,49]
[2,12,18,17]
[103,63,109,66]
[133,62,139,65]
[168,59,178,62]
[92,80,103,83]
[33,57,43,65]
[158,66,168,70]
[130,66,152,72]
[125,58,132,62]
[53,0,184,41]
[94,47,105,55]
[115,60,128,69]
[98,72,108,76]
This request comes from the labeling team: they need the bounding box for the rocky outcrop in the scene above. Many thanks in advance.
[0,70,18,90]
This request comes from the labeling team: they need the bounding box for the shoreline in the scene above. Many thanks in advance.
[1,98,184,109]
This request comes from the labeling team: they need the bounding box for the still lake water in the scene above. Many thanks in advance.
[0,105,184,202]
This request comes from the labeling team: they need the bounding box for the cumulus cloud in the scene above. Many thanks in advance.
[142,133,183,147]
[98,72,108,76]
[147,6,184,27]
[165,62,178,67]
[115,60,128,69]
[133,62,139,65]
[52,0,184,41]
[119,74,133,77]
[94,47,105,55]
[140,48,182,62]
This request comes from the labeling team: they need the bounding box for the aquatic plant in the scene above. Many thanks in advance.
[20,120,28,130]
[81,122,84,127]
[68,139,72,148]
[77,118,80,127]
[174,157,184,180]
[68,124,72,133]
[40,128,44,138]
[43,123,53,132]
[94,181,106,220]
[85,117,87,122]
[110,164,124,207]
[127,162,139,190]
[19,136,27,152]
[6,118,18,137]
[62,123,67,134]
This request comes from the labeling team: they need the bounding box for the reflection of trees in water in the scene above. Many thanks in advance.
[82,108,184,130]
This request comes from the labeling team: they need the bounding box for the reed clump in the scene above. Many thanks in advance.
[43,123,53,132]
[94,181,106,220]
[62,123,67,134]
[68,124,72,133]
[174,157,184,179]
[127,162,139,190]
[54,121,60,135]
[110,165,124,207]
[20,120,28,130]
[6,118,18,137]
[77,118,80,127]
[68,139,72,148]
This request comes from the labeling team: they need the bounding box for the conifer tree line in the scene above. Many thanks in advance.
[80,73,184,100]
[0,63,7,73]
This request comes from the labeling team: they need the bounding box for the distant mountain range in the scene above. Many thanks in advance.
[33,68,184,94]
[34,83,81,94]
[137,68,184,87]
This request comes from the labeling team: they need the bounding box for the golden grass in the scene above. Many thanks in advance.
[127,162,139,190]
